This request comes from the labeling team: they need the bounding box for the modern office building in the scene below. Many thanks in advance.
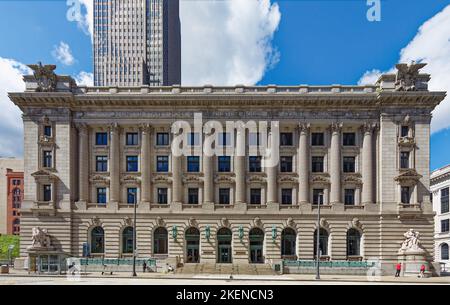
[0,158,23,235]
[431,165,450,271]
[93,0,181,87]
[9,62,446,274]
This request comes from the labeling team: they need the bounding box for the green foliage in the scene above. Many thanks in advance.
[0,235,20,259]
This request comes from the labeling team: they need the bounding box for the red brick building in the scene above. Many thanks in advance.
[6,169,23,235]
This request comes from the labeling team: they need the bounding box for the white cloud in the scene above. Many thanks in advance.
[359,5,450,133]
[52,41,75,66]
[358,69,383,85]
[0,57,30,157]
[75,71,94,86]
[180,0,281,85]
[67,0,93,38]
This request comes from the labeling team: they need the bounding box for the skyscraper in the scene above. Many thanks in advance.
[93,0,181,87]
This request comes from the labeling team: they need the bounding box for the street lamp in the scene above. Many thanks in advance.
[131,189,137,277]
[315,192,323,280]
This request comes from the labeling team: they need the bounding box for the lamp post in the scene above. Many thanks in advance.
[315,192,323,280]
[132,190,137,277]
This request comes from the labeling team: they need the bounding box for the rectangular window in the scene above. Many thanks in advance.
[157,188,168,204]
[219,188,230,205]
[127,188,137,204]
[250,188,261,205]
[344,189,355,205]
[188,188,199,204]
[248,133,260,146]
[313,189,324,205]
[43,185,52,202]
[188,133,200,146]
[187,156,200,172]
[43,151,52,168]
[126,132,138,146]
[281,188,292,205]
[280,133,293,146]
[441,188,449,214]
[96,156,108,172]
[126,156,138,172]
[96,132,108,146]
[312,156,324,173]
[401,126,409,137]
[280,156,293,172]
[157,156,169,172]
[401,186,411,204]
[218,156,231,172]
[97,188,107,204]
[218,133,231,146]
[44,125,52,137]
[156,133,169,146]
[311,133,324,146]
[343,157,356,173]
[400,152,410,169]
[343,133,356,146]
[441,219,449,233]
[249,156,262,172]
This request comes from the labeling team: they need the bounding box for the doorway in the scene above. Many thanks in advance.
[185,227,200,263]
[249,228,264,264]
[217,228,232,263]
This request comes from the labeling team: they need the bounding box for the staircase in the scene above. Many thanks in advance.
[176,263,277,275]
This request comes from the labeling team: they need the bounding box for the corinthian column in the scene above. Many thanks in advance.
[329,122,342,204]
[266,125,278,204]
[109,123,120,204]
[362,122,375,204]
[298,123,310,204]
[235,126,246,203]
[78,124,89,203]
[140,124,152,204]
[171,129,182,204]
[203,129,214,205]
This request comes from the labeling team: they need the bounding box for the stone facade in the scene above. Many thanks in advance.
[8,64,446,274]
[431,165,450,271]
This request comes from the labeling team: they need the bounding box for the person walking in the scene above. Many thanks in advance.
[143,261,147,273]
[418,264,426,278]
[395,262,402,277]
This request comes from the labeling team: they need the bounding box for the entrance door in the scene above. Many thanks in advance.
[185,227,200,263]
[217,228,233,263]
[249,228,264,264]
[218,244,232,263]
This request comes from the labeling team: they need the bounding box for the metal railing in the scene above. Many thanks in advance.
[283,260,376,268]
[75,258,157,273]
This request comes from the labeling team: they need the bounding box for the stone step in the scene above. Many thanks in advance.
[176,263,276,275]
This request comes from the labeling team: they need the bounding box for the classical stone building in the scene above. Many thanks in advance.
[9,63,446,274]
[431,165,450,271]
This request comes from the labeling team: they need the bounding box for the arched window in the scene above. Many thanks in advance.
[122,227,134,254]
[441,243,449,260]
[281,228,296,257]
[91,227,105,254]
[347,229,361,257]
[153,227,168,255]
[313,228,329,257]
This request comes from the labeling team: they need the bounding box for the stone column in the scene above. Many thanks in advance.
[361,122,374,204]
[140,124,152,204]
[78,124,89,203]
[109,123,120,205]
[171,129,182,204]
[298,123,310,204]
[235,127,246,203]
[329,122,342,204]
[266,126,278,204]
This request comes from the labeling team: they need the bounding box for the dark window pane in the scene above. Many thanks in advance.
[401,186,411,204]
[126,132,138,146]
[249,133,260,146]
[280,156,293,172]
[344,189,355,205]
[280,133,293,146]
[43,151,52,168]
[218,156,231,172]
[44,125,52,137]
[311,133,324,146]
[219,188,230,205]
[126,156,138,172]
[97,188,107,204]
[156,133,169,146]
[313,189,324,205]
[157,188,168,204]
[441,244,449,260]
[188,133,200,146]
[157,156,169,172]
[127,188,137,204]
[249,156,262,172]
[122,227,134,254]
[250,188,261,205]
[312,156,324,173]
[343,133,356,146]
[343,157,356,173]
[400,152,410,169]
[441,188,449,214]
[441,219,449,233]
[96,132,108,146]
[188,188,199,204]
[96,156,108,172]
[187,156,200,172]
[43,185,52,202]
[401,126,409,137]
[281,189,292,205]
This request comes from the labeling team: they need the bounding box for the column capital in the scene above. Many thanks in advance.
[75,123,89,134]
[362,122,378,134]
[139,123,153,134]
[330,122,343,133]
[109,122,120,133]
[298,122,310,133]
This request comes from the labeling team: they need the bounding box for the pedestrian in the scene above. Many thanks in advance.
[143,261,147,273]
[395,262,402,277]
[418,264,426,278]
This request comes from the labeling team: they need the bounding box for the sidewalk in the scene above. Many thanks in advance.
[2,268,450,284]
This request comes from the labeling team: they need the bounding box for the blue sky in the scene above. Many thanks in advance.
[0,0,449,170]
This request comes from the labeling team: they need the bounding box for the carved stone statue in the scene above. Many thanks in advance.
[395,61,427,91]
[28,227,52,249]
[27,62,57,92]
[399,229,423,252]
